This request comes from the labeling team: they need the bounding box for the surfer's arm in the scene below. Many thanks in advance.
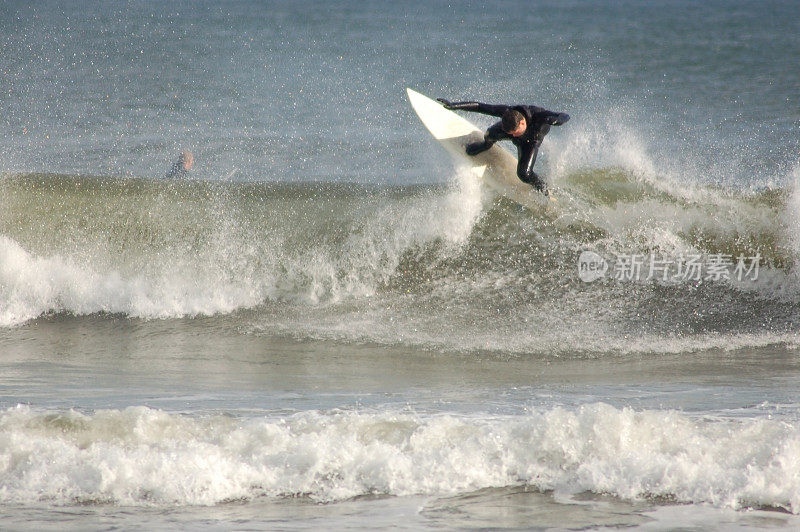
[466,122,505,156]
[437,99,509,117]
[525,105,570,126]
[546,112,570,126]
[535,108,570,126]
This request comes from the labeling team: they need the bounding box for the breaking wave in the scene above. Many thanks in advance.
[1,162,799,355]
[1,403,799,512]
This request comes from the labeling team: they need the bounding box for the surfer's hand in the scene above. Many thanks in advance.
[465,142,487,156]
[437,98,454,109]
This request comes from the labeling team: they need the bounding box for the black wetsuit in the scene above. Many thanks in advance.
[165,161,189,179]
[441,101,570,195]
[165,151,194,179]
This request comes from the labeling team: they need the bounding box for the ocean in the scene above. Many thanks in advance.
[2,0,800,530]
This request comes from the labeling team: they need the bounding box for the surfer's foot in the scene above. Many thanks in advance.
[521,174,549,196]
[530,181,549,196]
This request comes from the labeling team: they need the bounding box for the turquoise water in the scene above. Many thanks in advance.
[2,1,800,530]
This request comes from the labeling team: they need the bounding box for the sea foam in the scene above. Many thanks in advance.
[1,403,798,511]
[0,234,262,326]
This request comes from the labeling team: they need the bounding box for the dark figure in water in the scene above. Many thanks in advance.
[165,150,194,179]
[436,98,569,195]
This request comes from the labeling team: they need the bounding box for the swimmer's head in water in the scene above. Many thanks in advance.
[178,150,194,170]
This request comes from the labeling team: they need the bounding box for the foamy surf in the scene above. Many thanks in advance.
[0,234,264,326]
[1,403,798,512]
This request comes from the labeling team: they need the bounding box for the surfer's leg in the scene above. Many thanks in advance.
[517,145,548,195]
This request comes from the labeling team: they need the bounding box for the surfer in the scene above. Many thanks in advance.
[165,150,194,179]
[436,98,569,195]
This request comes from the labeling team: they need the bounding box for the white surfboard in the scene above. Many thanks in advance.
[406,88,555,209]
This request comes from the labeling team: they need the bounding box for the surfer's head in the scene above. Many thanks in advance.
[501,110,526,137]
